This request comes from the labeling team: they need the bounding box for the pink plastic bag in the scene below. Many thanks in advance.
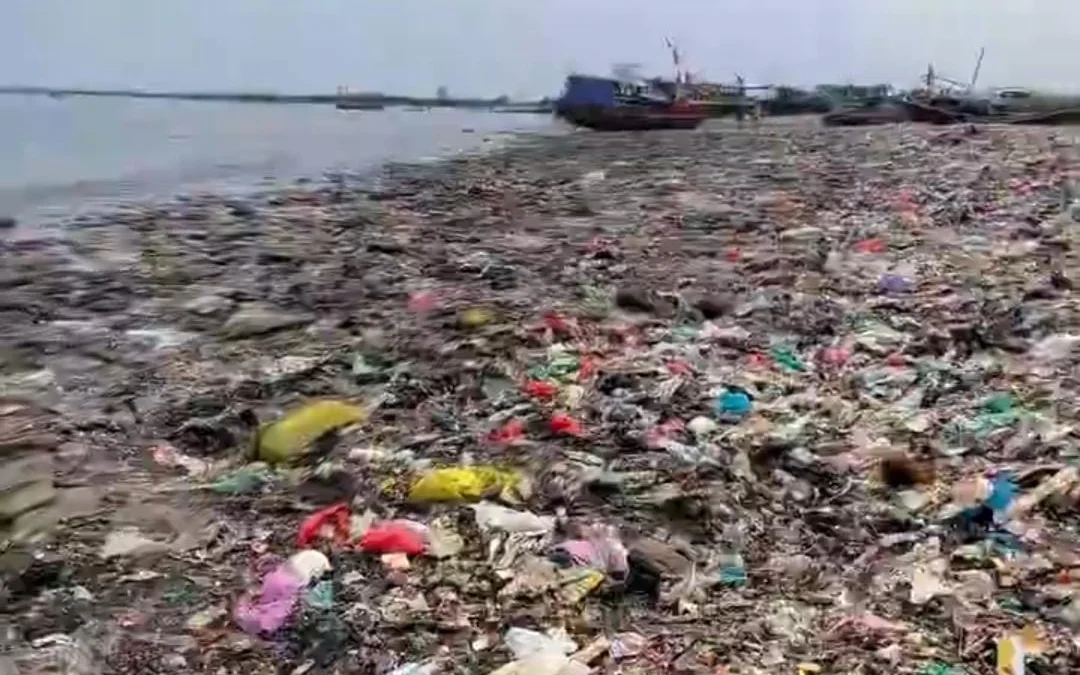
[234,563,305,635]
[554,524,628,575]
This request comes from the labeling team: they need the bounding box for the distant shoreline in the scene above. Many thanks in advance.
[0,86,551,112]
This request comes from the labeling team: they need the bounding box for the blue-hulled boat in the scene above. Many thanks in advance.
[554,74,707,131]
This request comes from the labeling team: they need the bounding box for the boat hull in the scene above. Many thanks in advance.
[898,99,968,124]
[555,105,706,131]
[898,98,1080,126]
[822,103,909,127]
[685,101,748,118]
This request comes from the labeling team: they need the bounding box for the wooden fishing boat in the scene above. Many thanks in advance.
[898,52,1080,126]
[900,91,1080,126]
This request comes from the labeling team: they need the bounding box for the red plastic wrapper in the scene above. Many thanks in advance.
[549,413,584,437]
[297,502,351,548]
[542,311,574,336]
[523,379,559,400]
[407,291,437,313]
[725,247,742,262]
[665,358,693,376]
[488,419,526,445]
[885,352,907,367]
[577,357,597,382]
[359,522,427,556]
[746,352,771,369]
[853,238,886,254]
[821,346,851,366]
[645,419,685,449]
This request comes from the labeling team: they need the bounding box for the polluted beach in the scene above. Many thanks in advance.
[6,117,1080,673]
[7,15,1080,673]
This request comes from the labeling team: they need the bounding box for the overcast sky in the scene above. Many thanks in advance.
[4,0,1079,97]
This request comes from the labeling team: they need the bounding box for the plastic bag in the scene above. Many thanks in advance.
[459,306,494,328]
[472,502,555,534]
[409,466,524,503]
[553,524,628,576]
[610,633,648,659]
[487,653,589,675]
[257,400,366,465]
[296,502,352,548]
[234,550,330,635]
[769,345,806,372]
[523,380,559,400]
[504,627,576,660]
[359,521,428,555]
[549,413,584,437]
[210,463,275,495]
[487,419,526,445]
[715,389,752,419]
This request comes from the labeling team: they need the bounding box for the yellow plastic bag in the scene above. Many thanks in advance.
[256,400,366,465]
[458,307,494,329]
[408,466,523,503]
[997,625,1045,675]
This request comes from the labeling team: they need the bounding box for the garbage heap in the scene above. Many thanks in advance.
[7,122,1080,674]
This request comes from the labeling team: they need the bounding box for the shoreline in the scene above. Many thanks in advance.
[0,86,550,111]
[0,102,559,232]
[5,119,1080,673]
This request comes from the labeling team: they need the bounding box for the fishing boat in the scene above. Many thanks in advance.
[554,74,707,131]
[647,41,759,119]
[894,49,1080,126]
[902,87,1080,125]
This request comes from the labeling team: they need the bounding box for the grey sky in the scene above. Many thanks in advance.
[4,0,1078,97]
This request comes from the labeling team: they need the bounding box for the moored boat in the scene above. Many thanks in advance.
[556,103,707,131]
[554,74,707,131]
[898,90,1080,126]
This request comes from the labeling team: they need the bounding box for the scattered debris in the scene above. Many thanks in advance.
[4,121,1080,673]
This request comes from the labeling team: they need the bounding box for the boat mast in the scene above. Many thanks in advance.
[665,37,682,98]
[970,47,985,89]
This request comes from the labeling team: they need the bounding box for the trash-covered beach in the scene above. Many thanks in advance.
[5,118,1080,674]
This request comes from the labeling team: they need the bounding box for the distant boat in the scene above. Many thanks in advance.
[554,74,706,131]
[335,98,385,111]
[334,86,385,111]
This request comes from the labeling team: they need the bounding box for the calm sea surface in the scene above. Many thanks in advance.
[0,96,555,225]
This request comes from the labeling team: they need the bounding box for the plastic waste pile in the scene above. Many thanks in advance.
[8,123,1080,674]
